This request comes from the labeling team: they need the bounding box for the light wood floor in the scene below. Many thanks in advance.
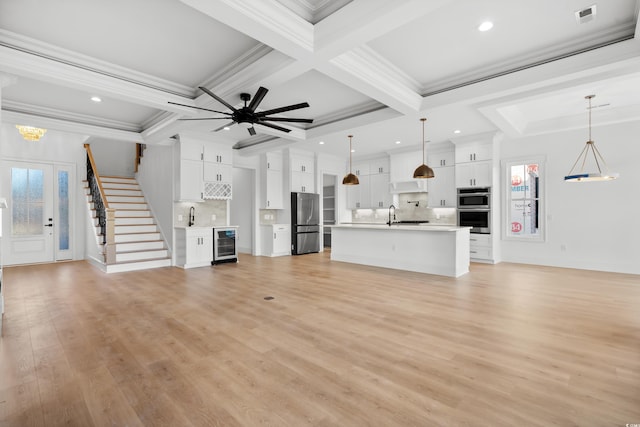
[1,253,639,426]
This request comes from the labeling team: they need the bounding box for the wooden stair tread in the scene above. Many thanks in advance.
[112,256,171,265]
[116,248,167,255]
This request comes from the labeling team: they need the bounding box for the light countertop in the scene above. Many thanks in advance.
[332,223,468,232]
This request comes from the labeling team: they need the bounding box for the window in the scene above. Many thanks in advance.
[503,157,544,241]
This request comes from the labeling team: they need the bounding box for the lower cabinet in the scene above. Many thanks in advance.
[469,233,492,262]
[175,227,213,268]
[261,224,291,257]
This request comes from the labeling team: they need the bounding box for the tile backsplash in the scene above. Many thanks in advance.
[174,200,227,227]
[350,192,456,225]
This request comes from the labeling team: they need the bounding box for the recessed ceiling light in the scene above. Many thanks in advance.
[478,21,493,32]
[454,129,461,134]
[319,141,325,145]
[351,149,355,153]
[395,140,401,144]
[90,96,102,103]
[223,126,230,131]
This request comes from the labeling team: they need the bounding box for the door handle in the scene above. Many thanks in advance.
[45,223,54,227]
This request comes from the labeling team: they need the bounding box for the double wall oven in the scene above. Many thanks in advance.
[457,187,491,234]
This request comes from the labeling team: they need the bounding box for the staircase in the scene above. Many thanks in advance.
[86,176,171,273]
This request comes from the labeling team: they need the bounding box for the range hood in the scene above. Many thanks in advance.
[389,181,428,194]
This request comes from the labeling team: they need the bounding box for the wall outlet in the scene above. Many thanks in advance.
[211,214,216,221]
[178,214,183,221]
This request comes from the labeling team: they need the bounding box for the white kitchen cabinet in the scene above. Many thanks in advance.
[455,142,492,163]
[390,150,422,182]
[469,233,492,262]
[369,173,391,208]
[203,144,232,165]
[290,153,315,193]
[261,152,284,209]
[347,156,390,209]
[352,161,370,177]
[176,138,233,201]
[428,151,455,168]
[261,224,290,257]
[175,227,213,268]
[428,166,456,207]
[455,161,492,188]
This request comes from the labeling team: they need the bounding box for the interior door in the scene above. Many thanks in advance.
[1,161,60,265]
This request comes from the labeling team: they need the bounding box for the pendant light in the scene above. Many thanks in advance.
[564,95,619,182]
[413,117,435,179]
[342,135,359,185]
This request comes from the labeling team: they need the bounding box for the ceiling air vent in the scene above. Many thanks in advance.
[575,5,597,24]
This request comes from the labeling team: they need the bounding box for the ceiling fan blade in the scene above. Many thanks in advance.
[212,122,236,132]
[260,117,313,123]
[178,117,231,121]
[168,101,231,115]
[256,102,310,117]
[198,86,238,112]
[255,121,291,133]
[248,126,257,136]
[247,87,268,112]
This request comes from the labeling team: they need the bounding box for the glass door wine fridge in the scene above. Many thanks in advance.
[212,226,238,264]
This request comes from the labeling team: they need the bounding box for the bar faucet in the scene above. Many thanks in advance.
[388,204,396,226]
[188,206,195,227]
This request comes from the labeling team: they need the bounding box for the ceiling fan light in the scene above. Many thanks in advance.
[342,173,360,185]
[237,121,253,129]
[413,164,435,179]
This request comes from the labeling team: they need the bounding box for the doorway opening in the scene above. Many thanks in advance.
[322,174,337,248]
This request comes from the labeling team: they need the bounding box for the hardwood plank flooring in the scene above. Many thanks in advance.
[0,253,639,426]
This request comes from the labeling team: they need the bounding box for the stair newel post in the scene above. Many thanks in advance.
[104,208,116,265]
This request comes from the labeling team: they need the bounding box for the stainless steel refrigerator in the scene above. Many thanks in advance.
[291,192,320,255]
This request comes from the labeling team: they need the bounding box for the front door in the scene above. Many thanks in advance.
[1,161,73,265]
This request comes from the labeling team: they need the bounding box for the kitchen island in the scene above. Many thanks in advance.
[330,224,471,277]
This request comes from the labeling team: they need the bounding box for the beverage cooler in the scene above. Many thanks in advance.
[212,226,238,264]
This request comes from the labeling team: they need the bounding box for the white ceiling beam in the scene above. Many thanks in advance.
[314,0,453,60]
[179,0,314,60]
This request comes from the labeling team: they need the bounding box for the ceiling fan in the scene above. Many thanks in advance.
[169,86,313,136]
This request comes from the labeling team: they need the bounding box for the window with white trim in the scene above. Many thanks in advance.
[504,158,544,241]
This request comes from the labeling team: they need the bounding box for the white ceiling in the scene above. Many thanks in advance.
[1,0,639,159]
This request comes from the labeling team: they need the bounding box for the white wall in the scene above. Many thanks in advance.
[230,167,254,254]
[0,124,88,262]
[87,137,136,177]
[500,120,640,274]
[136,143,175,250]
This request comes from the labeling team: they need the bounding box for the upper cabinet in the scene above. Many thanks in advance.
[453,132,498,189]
[261,152,284,209]
[427,143,456,207]
[175,136,233,201]
[347,156,391,209]
[290,152,315,193]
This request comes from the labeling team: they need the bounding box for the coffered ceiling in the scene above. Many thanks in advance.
[1,0,639,158]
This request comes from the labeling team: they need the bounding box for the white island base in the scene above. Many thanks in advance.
[330,224,471,277]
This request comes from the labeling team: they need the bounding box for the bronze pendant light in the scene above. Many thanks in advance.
[343,135,359,185]
[564,95,619,182]
[413,117,435,179]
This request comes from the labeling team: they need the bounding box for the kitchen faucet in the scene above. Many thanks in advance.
[388,204,396,226]
[188,206,195,227]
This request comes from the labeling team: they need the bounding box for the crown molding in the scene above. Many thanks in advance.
[0,29,194,97]
[2,100,141,132]
[2,109,143,142]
